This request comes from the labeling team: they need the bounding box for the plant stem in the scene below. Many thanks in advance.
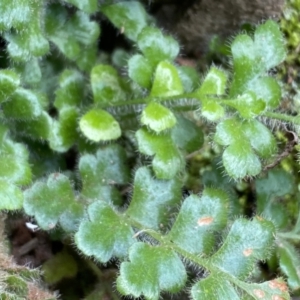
[263,111,300,125]
[277,232,300,240]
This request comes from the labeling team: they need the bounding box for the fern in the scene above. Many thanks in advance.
[0,0,299,299]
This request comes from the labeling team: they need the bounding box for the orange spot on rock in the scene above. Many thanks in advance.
[197,216,213,226]
[243,248,253,257]
[253,289,265,298]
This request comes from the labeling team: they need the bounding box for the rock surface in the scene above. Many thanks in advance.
[156,0,285,55]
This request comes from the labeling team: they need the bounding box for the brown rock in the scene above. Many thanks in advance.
[156,0,285,56]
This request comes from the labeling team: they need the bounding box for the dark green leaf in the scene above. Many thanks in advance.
[23,173,80,230]
[117,242,187,299]
[42,250,78,284]
[75,201,136,262]
[177,66,199,93]
[167,188,228,254]
[255,169,294,228]
[79,145,130,201]
[126,167,181,230]
[64,0,98,13]
[171,115,204,153]
[211,217,275,279]
[191,275,239,300]
[277,239,300,290]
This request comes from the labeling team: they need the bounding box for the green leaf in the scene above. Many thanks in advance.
[225,92,266,118]
[2,88,43,119]
[197,67,227,96]
[112,48,131,68]
[23,173,81,230]
[0,70,20,102]
[15,58,42,84]
[222,142,261,179]
[91,64,125,104]
[126,167,181,230]
[66,11,100,46]
[229,20,285,107]
[0,139,31,185]
[75,201,136,263]
[128,54,154,89]
[79,109,121,142]
[76,45,98,72]
[243,119,277,158]
[45,4,100,61]
[141,102,176,132]
[101,2,149,41]
[277,239,300,290]
[0,0,33,30]
[255,169,294,228]
[255,169,295,199]
[63,0,98,13]
[137,26,179,65]
[5,23,49,62]
[237,278,290,300]
[54,69,85,109]
[60,202,86,233]
[194,66,227,121]
[150,61,183,98]
[211,217,275,279]
[248,76,282,109]
[136,128,184,179]
[254,20,286,70]
[171,115,204,153]
[177,66,199,93]
[201,98,225,121]
[214,118,277,179]
[3,1,49,62]
[14,111,51,140]
[0,180,23,210]
[202,158,241,216]
[42,250,78,284]
[117,242,187,300]
[191,275,239,300]
[214,118,243,146]
[49,107,79,152]
[79,144,130,201]
[191,275,290,300]
[167,188,228,254]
